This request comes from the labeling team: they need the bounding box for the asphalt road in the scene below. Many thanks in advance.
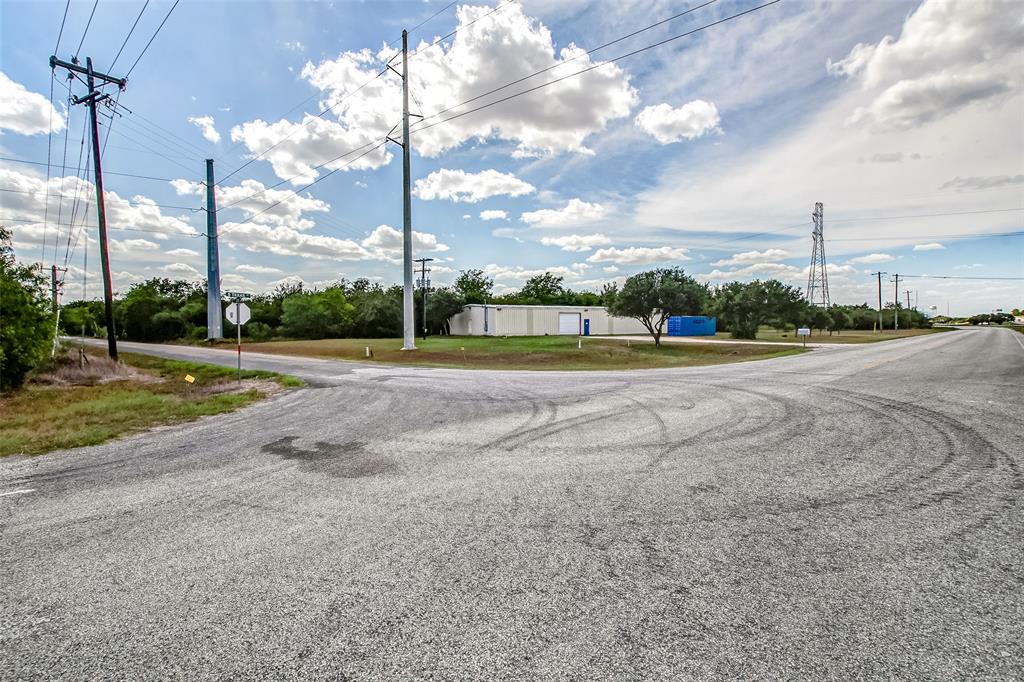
[2,328,1023,679]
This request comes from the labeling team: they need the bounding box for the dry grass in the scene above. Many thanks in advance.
[0,349,301,457]
[241,335,804,371]
[718,327,954,344]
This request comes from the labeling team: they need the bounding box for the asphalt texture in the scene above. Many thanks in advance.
[2,327,1023,680]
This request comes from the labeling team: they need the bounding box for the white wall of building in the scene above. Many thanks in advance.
[448,305,649,336]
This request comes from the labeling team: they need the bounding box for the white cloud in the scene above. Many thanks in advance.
[491,227,522,242]
[521,198,608,228]
[913,242,945,251]
[360,224,450,261]
[479,209,508,221]
[187,115,221,144]
[827,0,1022,131]
[413,169,534,203]
[847,253,894,264]
[539,233,611,252]
[0,72,65,135]
[173,178,328,228]
[634,100,721,144]
[712,248,789,266]
[602,265,619,273]
[0,167,197,252]
[940,175,1024,191]
[586,246,689,265]
[167,248,199,257]
[236,264,283,274]
[110,238,160,253]
[163,262,202,278]
[282,40,305,52]
[231,3,636,183]
[483,262,589,282]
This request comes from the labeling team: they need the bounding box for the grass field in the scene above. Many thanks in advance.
[241,335,805,371]
[0,350,301,457]
[715,326,954,344]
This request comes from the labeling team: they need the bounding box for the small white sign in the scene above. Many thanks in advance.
[226,302,251,326]
[797,327,811,336]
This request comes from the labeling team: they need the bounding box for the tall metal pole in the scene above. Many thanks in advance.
[85,58,118,361]
[205,159,223,340]
[401,30,416,350]
[893,273,900,332]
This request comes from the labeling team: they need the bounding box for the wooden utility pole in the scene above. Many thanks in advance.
[893,273,900,332]
[415,257,434,339]
[50,55,125,360]
[872,271,886,333]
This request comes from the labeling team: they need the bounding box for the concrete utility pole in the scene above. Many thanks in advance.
[415,257,434,340]
[893,273,900,332]
[400,30,415,350]
[872,271,886,332]
[50,55,125,361]
[205,159,223,340]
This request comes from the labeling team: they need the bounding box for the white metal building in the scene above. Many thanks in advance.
[448,304,649,336]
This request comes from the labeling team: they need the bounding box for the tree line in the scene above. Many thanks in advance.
[3,223,936,390]
[55,266,931,348]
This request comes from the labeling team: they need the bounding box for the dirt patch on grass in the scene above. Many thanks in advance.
[33,350,164,386]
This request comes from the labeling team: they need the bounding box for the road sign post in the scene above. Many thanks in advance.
[225,296,252,381]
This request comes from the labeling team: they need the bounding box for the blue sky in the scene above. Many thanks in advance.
[1,0,1021,315]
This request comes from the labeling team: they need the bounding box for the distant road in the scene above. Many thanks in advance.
[3,327,1023,678]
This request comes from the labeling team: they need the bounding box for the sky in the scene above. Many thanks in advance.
[0,0,1021,316]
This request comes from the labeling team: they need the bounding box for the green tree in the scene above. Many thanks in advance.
[828,305,853,335]
[518,272,567,305]
[424,287,466,335]
[0,226,55,390]
[605,268,707,347]
[454,269,494,304]
[280,287,355,339]
[711,281,769,340]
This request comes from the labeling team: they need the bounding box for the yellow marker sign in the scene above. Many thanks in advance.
[184,374,196,384]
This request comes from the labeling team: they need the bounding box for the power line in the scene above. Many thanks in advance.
[214,0,735,222]
[0,155,179,182]
[41,72,58,264]
[54,0,71,54]
[404,1,458,43]
[830,230,1024,242]
[216,68,391,187]
[409,0,720,131]
[218,137,389,235]
[108,0,150,72]
[411,0,781,137]
[125,0,180,78]
[896,274,1024,281]
[405,0,518,59]
[1,216,202,238]
[0,187,201,213]
[829,207,1024,223]
[74,0,99,59]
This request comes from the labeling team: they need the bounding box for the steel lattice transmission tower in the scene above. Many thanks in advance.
[806,202,830,307]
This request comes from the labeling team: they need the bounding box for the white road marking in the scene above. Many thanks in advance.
[0,488,36,497]
[1010,329,1024,352]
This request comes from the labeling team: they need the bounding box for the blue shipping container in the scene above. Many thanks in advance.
[666,315,717,336]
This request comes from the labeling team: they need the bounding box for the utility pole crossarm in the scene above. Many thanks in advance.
[49,56,127,89]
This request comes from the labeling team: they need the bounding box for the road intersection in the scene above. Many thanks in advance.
[2,327,1022,678]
